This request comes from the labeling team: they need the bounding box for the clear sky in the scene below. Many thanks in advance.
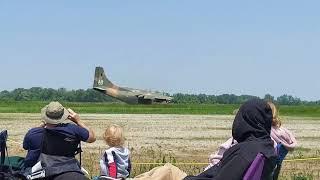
[1,1,319,101]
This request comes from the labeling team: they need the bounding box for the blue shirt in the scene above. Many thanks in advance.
[23,123,89,168]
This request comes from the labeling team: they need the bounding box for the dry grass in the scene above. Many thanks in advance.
[0,113,320,179]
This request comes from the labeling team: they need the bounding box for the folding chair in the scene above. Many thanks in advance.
[273,143,289,180]
[27,128,84,180]
[243,153,266,180]
[0,130,26,179]
[0,130,9,170]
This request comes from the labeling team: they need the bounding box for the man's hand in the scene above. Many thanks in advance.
[67,108,81,124]
[67,108,96,143]
[39,121,46,128]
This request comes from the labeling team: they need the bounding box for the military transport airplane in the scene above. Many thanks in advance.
[93,67,173,104]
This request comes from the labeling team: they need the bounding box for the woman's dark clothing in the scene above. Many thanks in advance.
[185,99,277,180]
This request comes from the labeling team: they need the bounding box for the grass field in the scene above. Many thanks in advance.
[1,113,320,179]
[1,101,320,117]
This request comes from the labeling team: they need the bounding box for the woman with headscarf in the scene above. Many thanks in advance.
[184,98,277,180]
[204,102,297,179]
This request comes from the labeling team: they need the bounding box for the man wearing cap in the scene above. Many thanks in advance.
[23,101,96,168]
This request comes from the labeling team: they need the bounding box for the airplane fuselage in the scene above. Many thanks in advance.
[93,67,173,104]
[94,86,171,104]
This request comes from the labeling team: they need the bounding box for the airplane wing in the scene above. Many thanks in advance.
[136,94,153,99]
[136,94,172,101]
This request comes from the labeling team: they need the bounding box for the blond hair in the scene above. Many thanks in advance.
[103,124,125,147]
[267,101,281,127]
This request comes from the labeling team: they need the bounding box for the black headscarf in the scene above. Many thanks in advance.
[232,98,273,142]
[232,98,275,158]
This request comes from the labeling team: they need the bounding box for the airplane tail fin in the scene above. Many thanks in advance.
[93,67,114,90]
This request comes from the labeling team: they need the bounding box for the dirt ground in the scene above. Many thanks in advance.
[1,113,320,177]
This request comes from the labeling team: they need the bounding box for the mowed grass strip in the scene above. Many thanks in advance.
[0,101,238,114]
[0,101,320,117]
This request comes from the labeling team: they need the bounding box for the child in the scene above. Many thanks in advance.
[268,102,297,151]
[268,102,297,179]
[205,101,297,173]
[99,124,131,179]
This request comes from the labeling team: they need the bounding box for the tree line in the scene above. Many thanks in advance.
[0,87,319,105]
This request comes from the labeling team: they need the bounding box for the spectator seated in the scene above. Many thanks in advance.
[27,128,85,180]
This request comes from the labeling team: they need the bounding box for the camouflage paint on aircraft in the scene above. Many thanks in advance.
[93,67,173,104]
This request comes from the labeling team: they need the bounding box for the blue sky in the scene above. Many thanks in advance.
[0,1,319,100]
